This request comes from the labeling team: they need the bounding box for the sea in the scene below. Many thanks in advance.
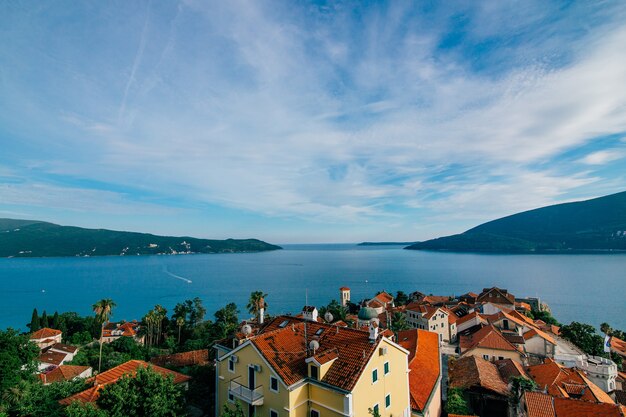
[0,244,624,332]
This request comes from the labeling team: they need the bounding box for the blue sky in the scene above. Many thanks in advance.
[1,1,625,243]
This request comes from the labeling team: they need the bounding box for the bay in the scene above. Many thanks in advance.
[0,244,624,331]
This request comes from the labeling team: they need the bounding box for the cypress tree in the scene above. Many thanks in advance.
[29,308,40,332]
[41,310,49,328]
[52,311,60,329]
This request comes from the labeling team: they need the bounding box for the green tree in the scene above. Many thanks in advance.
[4,378,86,417]
[529,309,560,326]
[96,366,185,417]
[395,291,409,306]
[368,407,381,417]
[560,322,605,357]
[93,299,117,373]
[600,322,612,335]
[390,312,409,333]
[511,376,537,405]
[446,387,471,415]
[41,310,49,328]
[176,317,185,345]
[0,328,39,396]
[220,400,245,417]
[52,311,61,329]
[246,291,267,322]
[65,401,109,417]
[28,308,40,332]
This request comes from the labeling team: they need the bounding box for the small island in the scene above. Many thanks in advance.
[0,218,282,258]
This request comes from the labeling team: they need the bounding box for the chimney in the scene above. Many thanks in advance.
[369,321,379,342]
[258,297,265,325]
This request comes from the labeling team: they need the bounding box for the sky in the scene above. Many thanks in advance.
[1,1,626,244]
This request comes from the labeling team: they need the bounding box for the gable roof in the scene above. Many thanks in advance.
[526,359,614,404]
[39,350,68,366]
[30,327,62,340]
[525,391,626,417]
[460,324,522,354]
[373,291,394,304]
[449,355,510,397]
[102,321,140,337]
[249,315,393,392]
[39,365,91,384]
[477,287,515,304]
[612,337,626,356]
[49,343,78,354]
[59,360,190,405]
[405,303,445,320]
[525,391,556,417]
[496,358,528,382]
[456,311,486,327]
[398,329,440,413]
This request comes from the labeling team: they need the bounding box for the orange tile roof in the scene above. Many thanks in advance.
[449,355,510,396]
[30,327,62,339]
[339,286,350,291]
[312,348,339,365]
[553,396,626,417]
[374,291,394,304]
[102,322,141,338]
[523,328,557,346]
[50,343,78,354]
[496,358,528,382]
[477,287,515,304]
[398,329,440,413]
[39,350,68,366]
[442,307,458,324]
[525,391,556,417]
[150,349,209,367]
[59,360,190,405]
[526,359,614,404]
[250,316,382,391]
[405,303,444,320]
[39,365,91,384]
[460,324,521,354]
[612,337,626,356]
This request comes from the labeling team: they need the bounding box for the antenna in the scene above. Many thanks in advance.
[304,288,308,356]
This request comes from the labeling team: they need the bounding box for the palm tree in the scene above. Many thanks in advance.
[600,322,612,335]
[176,316,185,345]
[93,298,116,373]
[247,291,268,322]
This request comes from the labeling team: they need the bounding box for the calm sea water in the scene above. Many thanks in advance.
[0,244,624,331]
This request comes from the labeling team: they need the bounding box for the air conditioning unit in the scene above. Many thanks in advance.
[379,347,388,356]
[230,355,238,363]
[253,364,262,372]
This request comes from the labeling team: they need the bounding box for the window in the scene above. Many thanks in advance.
[279,320,289,328]
[498,356,504,360]
[384,362,390,375]
[372,404,379,415]
[310,410,320,417]
[270,410,279,417]
[315,328,324,336]
[270,376,279,393]
[483,354,489,361]
[228,393,234,403]
[385,394,391,408]
[228,360,235,372]
[310,365,319,380]
[372,369,378,383]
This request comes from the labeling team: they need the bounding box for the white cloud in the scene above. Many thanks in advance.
[579,150,625,165]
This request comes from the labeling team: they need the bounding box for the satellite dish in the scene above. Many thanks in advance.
[242,324,252,335]
[324,311,334,323]
[309,340,320,352]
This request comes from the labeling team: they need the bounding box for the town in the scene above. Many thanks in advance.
[1,286,625,417]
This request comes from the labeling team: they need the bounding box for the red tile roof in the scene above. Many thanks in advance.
[526,359,614,404]
[150,349,209,367]
[102,322,141,338]
[59,360,190,405]
[405,303,444,320]
[250,316,384,391]
[449,355,510,397]
[525,391,556,417]
[495,358,528,382]
[477,287,515,304]
[612,337,626,356]
[460,324,521,354]
[339,286,350,291]
[374,291,394,304]
[398,329,440,413]
[553,396,626,417]
[30,327,62,340]
[39,365,91,384]
[50,343,78,354]
[456,311,485,327]
[39,350,68,366]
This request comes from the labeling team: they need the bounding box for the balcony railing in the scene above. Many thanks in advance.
[228,380,264,406]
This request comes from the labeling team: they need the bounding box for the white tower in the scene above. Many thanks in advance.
[340,287,351,307]
[258,297,265,325]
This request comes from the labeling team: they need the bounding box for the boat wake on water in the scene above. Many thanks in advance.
[163,267,192,284]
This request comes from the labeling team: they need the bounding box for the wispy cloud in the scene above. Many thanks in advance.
[0,1,625,241]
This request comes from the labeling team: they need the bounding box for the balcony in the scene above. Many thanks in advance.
[228,380,264,406]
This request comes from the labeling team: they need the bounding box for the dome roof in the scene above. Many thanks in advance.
[358,306,379,320]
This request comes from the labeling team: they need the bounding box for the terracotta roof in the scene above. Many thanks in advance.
[496,358,528,382]
[619,371,626,381]
[30,327,62,340]
[102,322,141,338]
[368,299,384,308]
[612,337,626,356]
[150,349,209,367]
[39,350,68,366]
[250,315,384,391]
[49,343,78,354]
[339,287,350,291]
[374,292,394,304]
[456,311,486,327]
[460,325,521,354]
[553,396,626,417]
[526,359,614,404]
[449,355,510,397]
[312,348,339,365]
[516,301,532,311]
[405,303,445,320]
[523,328,557,346]
[615,390,626,406]
[421,295,450,305]
[39,365,91,384]
[398,330,440,413]
[502,332,526,345]
[442,307,458,324]
[477,287,515,304]
[525,391,556,417]
[59,360,190,405]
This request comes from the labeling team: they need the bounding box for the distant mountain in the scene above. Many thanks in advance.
[357,241,418,246]
[406,191,626,253]
[0,219,282,258]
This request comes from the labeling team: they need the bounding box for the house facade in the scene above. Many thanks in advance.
[215,316,412,417]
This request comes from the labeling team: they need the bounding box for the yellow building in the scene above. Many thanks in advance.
[215,315,412,417]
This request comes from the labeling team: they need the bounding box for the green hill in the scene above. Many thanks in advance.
[0,219,282,257]
[406,191,626,253]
